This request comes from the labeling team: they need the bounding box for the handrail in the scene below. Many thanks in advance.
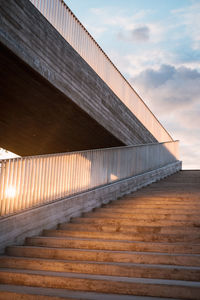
[29,0,173,143]
[0,141,179,217]
[0,140,179,162]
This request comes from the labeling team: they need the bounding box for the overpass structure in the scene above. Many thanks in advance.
[0,0,173,157]
[0,0,181,238]
[1,1,197,299]
[0,0,181,245]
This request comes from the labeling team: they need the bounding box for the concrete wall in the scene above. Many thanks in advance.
[0,0,157,156]
[0,161,181,253]
[0,44,124,155]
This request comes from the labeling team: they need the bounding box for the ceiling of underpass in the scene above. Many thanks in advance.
[0,44,124,156]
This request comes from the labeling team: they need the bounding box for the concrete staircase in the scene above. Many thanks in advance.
[0,170,200,299]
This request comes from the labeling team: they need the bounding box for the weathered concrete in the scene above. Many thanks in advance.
[1,256,200,281]
[0,43,123,155]
[0,0,157,156]
[6,246,200,267]
[0,161,181,254]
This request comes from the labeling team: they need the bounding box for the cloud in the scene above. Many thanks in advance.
[133,65,176,88]
[131,64,200,168]
[131,26,150,41]
[83,2,200,169]
[110,49,174,78]
[180,142,200,169]
[90,7,152,30]
[118,26,150,42]
[89,6,164,44]
[133,64,200,113]
[172,2,200,50]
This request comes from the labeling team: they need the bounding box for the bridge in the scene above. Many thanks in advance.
[0,0,172,156]
[0,0,199,299]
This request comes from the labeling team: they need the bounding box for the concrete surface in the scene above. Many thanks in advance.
[0,0,157,156]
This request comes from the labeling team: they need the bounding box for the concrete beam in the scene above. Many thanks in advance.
[0,44,123,155]
[0,0,156,156]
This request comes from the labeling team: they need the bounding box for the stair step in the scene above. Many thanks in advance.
[118,198,200,203]
[97,207,200,215]
[1,256,200,281]
[127,196,200,199]
[59,222,200,235]
[83,211,200,221]
[43,229,200,243]
[0,284,182,300]
[71,217,200,227]
[112,198,200,204]
[25,236,200,254]
[0,269,200,299]
[6,246,200,267]
[108,203,200,210]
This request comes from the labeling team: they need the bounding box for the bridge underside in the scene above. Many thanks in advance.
[0,44,124,156]
[0,0,158,157]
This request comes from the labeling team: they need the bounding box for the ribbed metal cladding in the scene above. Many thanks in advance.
[0,141,179,217]
[29,0,173,143]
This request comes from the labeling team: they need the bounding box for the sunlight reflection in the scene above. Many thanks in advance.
[5,186,16,198]
[110,173,118,181]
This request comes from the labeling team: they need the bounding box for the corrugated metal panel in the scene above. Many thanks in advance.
[29,0,173,143]
[0,141,179,217]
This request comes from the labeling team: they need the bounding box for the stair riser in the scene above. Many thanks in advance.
[0,271,199,300]
[43,230,200,243]
[25,238,200,254]
[6,247,200,267]
[1,258,200,281]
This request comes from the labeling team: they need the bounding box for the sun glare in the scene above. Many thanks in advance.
[5,186,16,198]
[0,148,20,160]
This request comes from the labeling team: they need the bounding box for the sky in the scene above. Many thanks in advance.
[66,0,200,169]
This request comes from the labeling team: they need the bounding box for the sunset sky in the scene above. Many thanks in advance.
[66,0,200,169]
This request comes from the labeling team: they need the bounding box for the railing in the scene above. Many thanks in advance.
[0,141,179,217]
[29,0,173,143]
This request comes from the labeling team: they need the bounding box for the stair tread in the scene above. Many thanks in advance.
[46,229,200,236]
[2,256,200,270]
[71,217,199,225]
[28,235,200,245]
[95,208,200,213]
[84,212,200,217]
[44,229,200,238]
[42,229,200,243]
[6,246,200,256]
[1,268,200,286]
